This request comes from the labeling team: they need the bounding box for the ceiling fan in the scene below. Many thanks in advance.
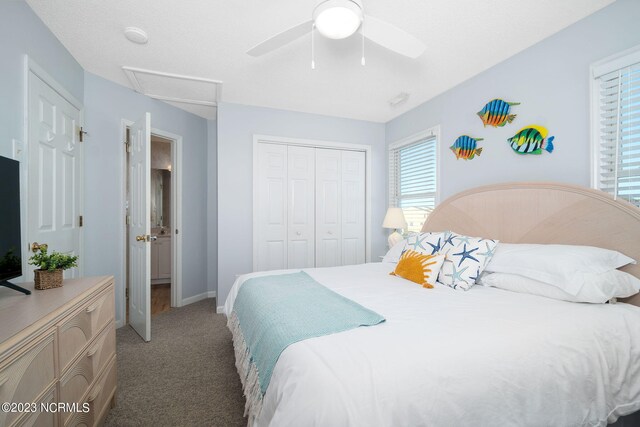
[247,0,426,64]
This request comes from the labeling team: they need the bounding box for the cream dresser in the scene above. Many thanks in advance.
[0,276,116,427]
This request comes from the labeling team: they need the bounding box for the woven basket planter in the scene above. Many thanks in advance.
[34,269,63,290]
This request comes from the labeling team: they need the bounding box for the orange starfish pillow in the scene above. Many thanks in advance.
[390,250,445,288]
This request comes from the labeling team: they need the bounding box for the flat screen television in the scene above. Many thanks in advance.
[0,156,30,295]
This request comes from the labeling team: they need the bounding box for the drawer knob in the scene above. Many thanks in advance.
[87,347,98,358]
[86,304,97,314]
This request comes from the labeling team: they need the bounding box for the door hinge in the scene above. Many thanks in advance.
[79,215,84,227]
[125,128,131,153]
[78,127,88,142]
[125,215,131,226]
[125,287,129,299]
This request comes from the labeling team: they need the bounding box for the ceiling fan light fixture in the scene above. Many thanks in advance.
[313,0,363,40]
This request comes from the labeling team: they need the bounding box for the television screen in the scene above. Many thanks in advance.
[0,156,22,282]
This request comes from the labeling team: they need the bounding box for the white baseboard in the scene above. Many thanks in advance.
[115,318,126,329]
[216,306,225,314]
[181,291,216,306]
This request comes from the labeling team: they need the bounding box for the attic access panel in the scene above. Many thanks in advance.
[122,66,222,109]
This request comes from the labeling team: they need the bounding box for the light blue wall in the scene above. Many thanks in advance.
[0,0,84,159]
[386,0,640,201]
[207,119,218,295]
[217,102,387,307]
[83,72,209,324]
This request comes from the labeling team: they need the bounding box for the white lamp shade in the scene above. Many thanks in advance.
[382,207,407,230]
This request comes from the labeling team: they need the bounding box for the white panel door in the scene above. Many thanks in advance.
[315,149,342,268]
[341,151,366,265]
[287,146,315,269]
[257,144,288,271]
[27,72,82,281]
[128,113,152,342]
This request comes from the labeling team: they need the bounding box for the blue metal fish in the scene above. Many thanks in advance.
[477,99,520,127]
[450,135,483,160]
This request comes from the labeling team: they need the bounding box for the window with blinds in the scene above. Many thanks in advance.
[389,135,438,233]
[593,52,640,207]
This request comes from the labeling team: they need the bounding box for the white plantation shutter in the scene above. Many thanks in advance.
[389,135,438,232]
[594,56,640,207]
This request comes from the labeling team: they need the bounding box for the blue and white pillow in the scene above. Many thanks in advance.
[404,231,452,256]
[437,234,498,290]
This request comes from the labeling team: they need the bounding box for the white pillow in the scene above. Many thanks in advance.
[485,243,636,296]
[479,270,640,304]
[381,231,450,263]
[437,234,499,291]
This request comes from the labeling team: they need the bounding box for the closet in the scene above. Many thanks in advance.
[255,143,366,271]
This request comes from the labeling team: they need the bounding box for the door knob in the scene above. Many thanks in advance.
[136,235,148,242]
[30,242,48,252]
[296,231,301,236]
[150,235,158,241]
[328,231,333,235]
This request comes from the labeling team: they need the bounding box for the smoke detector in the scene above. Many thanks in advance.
[124,27,148,44]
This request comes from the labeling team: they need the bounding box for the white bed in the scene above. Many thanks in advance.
[225,182,640,426]
[225,262,640,427]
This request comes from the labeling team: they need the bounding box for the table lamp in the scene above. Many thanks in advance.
[383,207,407,248]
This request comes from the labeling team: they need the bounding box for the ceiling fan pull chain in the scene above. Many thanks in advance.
[361,20,366,66]
[311,23,316,70]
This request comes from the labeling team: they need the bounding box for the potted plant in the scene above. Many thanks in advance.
[28,246,78,290]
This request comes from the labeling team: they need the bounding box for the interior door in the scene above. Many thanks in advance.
[341,151,366,265]
[128,113,152,342]
[27,72,82,281]
[315,148,342,267]
[256,144,288,271]
[287,146,315,268]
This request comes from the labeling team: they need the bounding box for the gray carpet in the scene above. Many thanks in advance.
[104,299,246,427]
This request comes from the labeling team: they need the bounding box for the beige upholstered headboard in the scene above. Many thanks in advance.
[421,182,640,307]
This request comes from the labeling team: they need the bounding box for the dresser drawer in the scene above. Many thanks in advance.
[59,323,115,410]
[65,357,116,427]
[11,386,57,427]
[58,289,114,374]
[0,330,56,427]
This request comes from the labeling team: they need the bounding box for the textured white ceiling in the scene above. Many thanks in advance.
[26,0,613,122]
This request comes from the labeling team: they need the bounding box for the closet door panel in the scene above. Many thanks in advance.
[316,149,342,268]
[341,151,366,265]
[257,144,287,271]
[288,146,315,269]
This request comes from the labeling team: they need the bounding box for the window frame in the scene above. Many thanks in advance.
[590,44,640,204]
[388,126,441,232]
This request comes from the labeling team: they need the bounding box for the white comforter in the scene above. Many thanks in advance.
[224,263,640,427]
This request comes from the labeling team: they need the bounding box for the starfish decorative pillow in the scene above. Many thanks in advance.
[403,231,457,256]
[438,234,499,290]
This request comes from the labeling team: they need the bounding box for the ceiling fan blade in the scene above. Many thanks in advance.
[362,15,425,59]
[247,20,314,57]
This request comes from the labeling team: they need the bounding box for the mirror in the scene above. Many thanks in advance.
[150,169,171,227]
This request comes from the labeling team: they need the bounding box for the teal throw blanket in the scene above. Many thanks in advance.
[228,271,385,421]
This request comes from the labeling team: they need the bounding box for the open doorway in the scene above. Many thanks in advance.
[149,135,173,315]
[124,123,182,329]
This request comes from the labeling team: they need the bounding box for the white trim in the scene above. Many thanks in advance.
[388,125,441,206]
[182,291,217,306]
[252,134,373,272]
[591,44,640,79]
[23,56,85,281]
[26,57,83,110]
[216,306,225,315]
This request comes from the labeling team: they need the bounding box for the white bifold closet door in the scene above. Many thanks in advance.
[287,146,316,269]
[315,149,366,267]
[255,144,365,271]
